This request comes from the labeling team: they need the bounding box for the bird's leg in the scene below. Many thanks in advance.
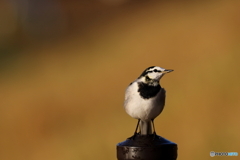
[152,119,156,135]
[152,119,157,139]
[127,119,140,140]
[134,119,140,135]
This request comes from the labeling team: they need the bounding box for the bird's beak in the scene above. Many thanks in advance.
[162,69,174,73]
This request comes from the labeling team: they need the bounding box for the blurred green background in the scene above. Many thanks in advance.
[0,0,240,160]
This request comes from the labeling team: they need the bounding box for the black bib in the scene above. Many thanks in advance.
[137,82,161,99]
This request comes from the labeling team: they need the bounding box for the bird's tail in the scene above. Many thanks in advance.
[140,120,152,135]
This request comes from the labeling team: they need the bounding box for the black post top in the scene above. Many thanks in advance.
[117,134,177,160]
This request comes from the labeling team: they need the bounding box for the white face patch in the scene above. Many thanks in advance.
[147,71,163,80]
[145,66,165,80]
[138,66,172,83]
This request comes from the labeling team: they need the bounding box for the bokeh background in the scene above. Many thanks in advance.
[0,0,240,160]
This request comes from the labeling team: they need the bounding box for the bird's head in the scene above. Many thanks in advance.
[138,66,173,86]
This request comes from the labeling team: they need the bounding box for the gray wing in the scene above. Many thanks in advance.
[157,88,166,114]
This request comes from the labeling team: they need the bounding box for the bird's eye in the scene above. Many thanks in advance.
[154,69,158,72]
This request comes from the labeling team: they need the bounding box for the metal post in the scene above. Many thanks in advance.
[117,134,177,160]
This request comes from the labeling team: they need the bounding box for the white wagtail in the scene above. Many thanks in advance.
[124,66,173,137]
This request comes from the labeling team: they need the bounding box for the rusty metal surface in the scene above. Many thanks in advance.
[117,134,177,160]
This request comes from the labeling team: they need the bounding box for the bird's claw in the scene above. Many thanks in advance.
[152,132,157,140]
[127,132,139,140]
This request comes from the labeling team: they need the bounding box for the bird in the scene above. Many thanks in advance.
[124,66,173,137]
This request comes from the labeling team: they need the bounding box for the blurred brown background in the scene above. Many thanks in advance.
[0,0,240,160]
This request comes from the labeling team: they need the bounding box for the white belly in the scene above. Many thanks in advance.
[124,82,164,121]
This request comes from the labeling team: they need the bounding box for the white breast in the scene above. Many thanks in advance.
[124,81,165,121]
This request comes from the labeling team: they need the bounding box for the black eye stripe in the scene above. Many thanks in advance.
[138,66,161,79]
[147,69,160,73]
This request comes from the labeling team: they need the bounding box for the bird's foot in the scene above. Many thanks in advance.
[127,132,139,140]
[152,131,157,140]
